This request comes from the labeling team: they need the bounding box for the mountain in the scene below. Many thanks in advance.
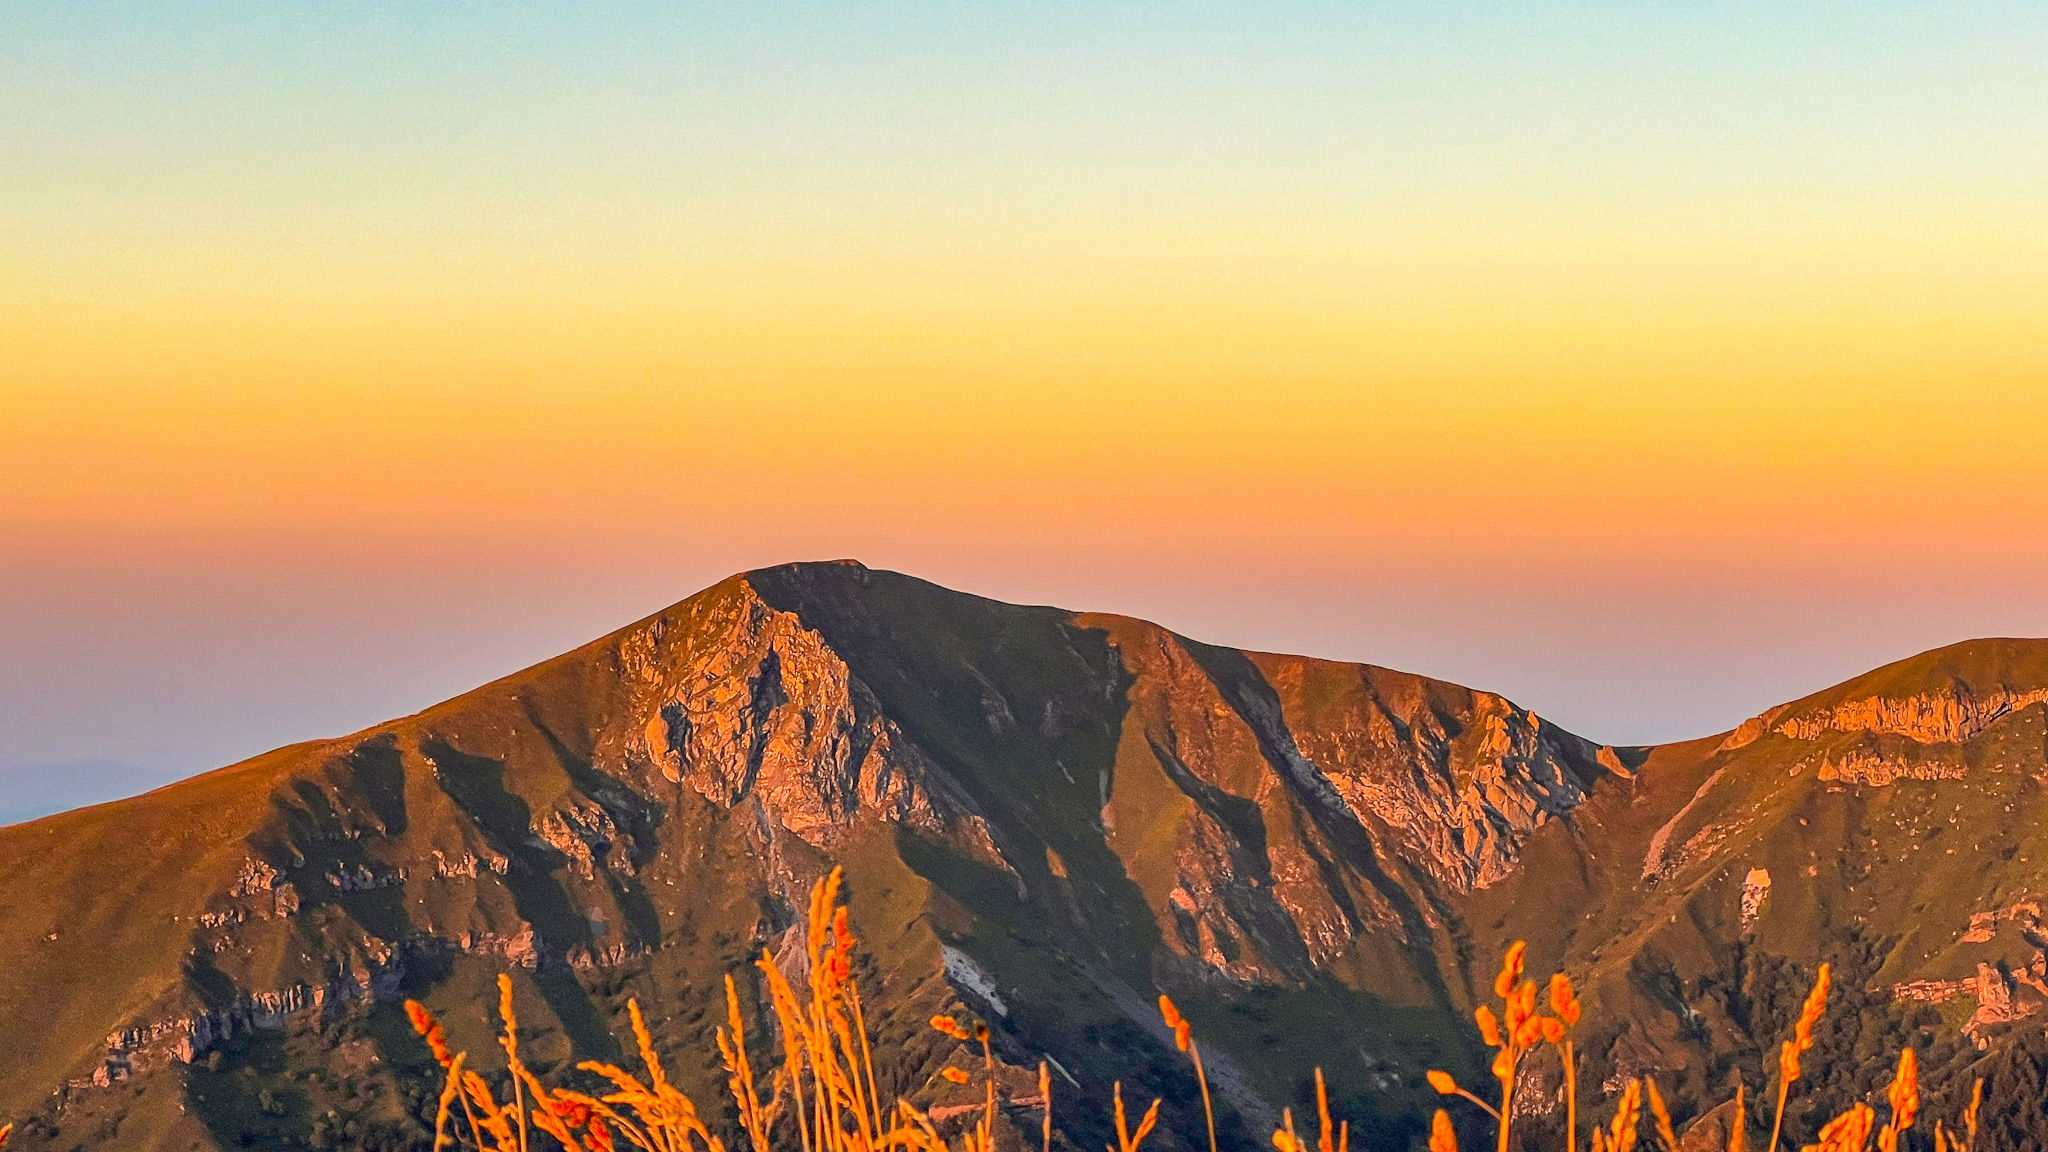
[3,562,2045,1151]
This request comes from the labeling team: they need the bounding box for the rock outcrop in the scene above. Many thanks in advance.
[1775,686,2048,745]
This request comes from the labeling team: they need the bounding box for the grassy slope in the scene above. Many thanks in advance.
[0,743,327,1117]
[1458,641,2048,1132]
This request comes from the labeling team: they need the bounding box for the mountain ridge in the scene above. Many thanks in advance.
[4,561,2046,1151]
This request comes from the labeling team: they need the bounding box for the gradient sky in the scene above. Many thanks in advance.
[5,2,2048,822]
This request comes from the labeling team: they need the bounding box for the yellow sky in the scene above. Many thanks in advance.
[7,2,2048,790]
[10,197,2047,581]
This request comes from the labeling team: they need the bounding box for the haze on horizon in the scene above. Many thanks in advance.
[4,2,2047,823]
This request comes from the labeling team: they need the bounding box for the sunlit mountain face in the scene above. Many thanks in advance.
[5,562,2047,1150]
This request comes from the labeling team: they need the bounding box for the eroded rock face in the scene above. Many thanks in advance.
[1740,868,1771,928]
[624,584,987,854]
[1273,664,1607,891]
[1775,687,2048,745]
[1714,677,2048,790]
[1895,959,2048,1049]
[1809,747,1969,786]
[1079,614,1616,987]
[1715,705,1792,753]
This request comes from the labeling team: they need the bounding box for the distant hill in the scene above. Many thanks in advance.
[0,760,189,826]
[4,562,2044,1150]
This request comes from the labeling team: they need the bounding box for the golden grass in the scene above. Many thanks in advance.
[399,867,1028,1152]
[1422,946,1978,1152]
[0,866,1990,1152]
[386,868,1999,1152]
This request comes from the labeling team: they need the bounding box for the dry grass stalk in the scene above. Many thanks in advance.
[1645,1077,1678,1150]
[1272,1109,1295,1152]
[1729,1083,1747,1152]
[1873,1048,1917,1152]
[1415,949,1928,1152]
[1551,975,1582,1152]
[1038,1061,1053,1152]
[1159,994,1219,1152]
[1314,1068,1347,1152]
[1270,1069,1345,1152]
[928,1011,999,1152]
[1934,1076,1983,1152]
[751,866,922,1152]
[720,973,783,1152]
[1111,1082,1161,1152]
[399,866,1073,1152]
[1589,1077,1640,1152]
[1427,942,1581,1152]
[1768,964,1831,1152]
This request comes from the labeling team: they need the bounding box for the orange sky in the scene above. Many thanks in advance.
[5,2,2048,811]
[12,217,2048,580]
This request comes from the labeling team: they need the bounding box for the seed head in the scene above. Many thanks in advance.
[1504,980,1538,1035]
[1886,1047,1918,1133]
[404,999,453,1067]
[1429,1110,1458,1152]
[1495,941,1527,1000]
[1600,1079,1641,1152]
[550,1094,593,1127]
[1813,1103,1874,1151]
[1549,973,1581,1026]
[1794,964,1831,1052]
[1645,1077,1678,1151]
[1474,1005,1501,1048]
